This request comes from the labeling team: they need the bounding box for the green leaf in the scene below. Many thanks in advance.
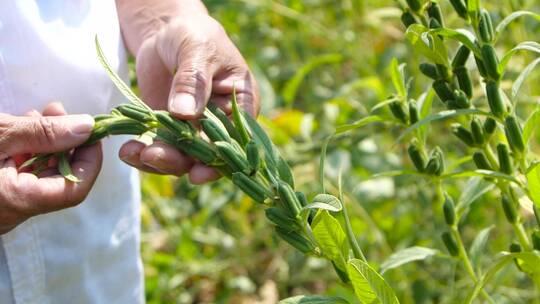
[396,109,492,143]
[304,194,342,212]
[405,24,447,65]
[429,28,481,57]
[312,210,349,273]
[465,252,540,303]
[282,54,343,106]
[446,170,521,185]
[95,36,152,113]
[58,153,81,183]
[372,170,422,178]
[526,163,540,208]
[512,57,540,101]
[496,11,540,38]
[469,225,494,270]
[335,116,385,134]
[390,58,407,99]
[456,177,494,216]
[231,89,251,147]
[347,259,399,304]
[242,111,279,175]
[380,246,438,274]
[279,295,349,304]
[523,107,540,145]
[499,41,540,75]
[19,153,52,170]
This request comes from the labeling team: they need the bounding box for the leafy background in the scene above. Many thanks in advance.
[137,0,540,303]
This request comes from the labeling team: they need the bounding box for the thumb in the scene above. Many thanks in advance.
[168,54,214,119]
[0,114,94,158]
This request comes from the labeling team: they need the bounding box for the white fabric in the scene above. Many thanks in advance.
[0,1,144,303]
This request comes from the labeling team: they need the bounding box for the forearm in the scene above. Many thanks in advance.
[115,0,209,55]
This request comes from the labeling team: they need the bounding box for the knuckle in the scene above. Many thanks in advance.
[36,117,58,146]
[174,69,209,92]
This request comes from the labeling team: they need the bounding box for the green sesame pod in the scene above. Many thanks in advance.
[106,120,148,136]
[501,195,518,224]
[215,141,250,172]
[246,140,261,174]
[425,158,440,176]
[408,100,420,124]
[454,67,473,98]
[481,44,500,80]
[200,119,230,142]
[433,80,455,102]
[441,232,459,256]
[406,0,422,11]
[473,151,492,170]
[429,18,442,29]
[408,142,427,172]
[454,89,471,109]
[449,0,468,19]
[475,56,488,78]
[232,172,268,204]
[155,110,192,138]
[452,45,471,68]
[116,104,153,122]
[179,138,217,164]
[389,101,408,124]
[470,117,485,145]
[426,147,445,176]
[401,10,418,28]
[509,243,522,253]
[277,181,302,217]
[296,191,308,207]
[427,2,444,27]
[443,194,456,226]
[94,114,114,122]
[436,64,451,80]
[504,116,525,153]
[265,207,300,231]
[84,125,109,146]
[419,63,439,80]
[497,143,513,174]
[532,231,540,251]
[483,118,497,135]
[479,9,495,43]
[275,227,315,254]
[486,81,506,118]
[452,124,475,147]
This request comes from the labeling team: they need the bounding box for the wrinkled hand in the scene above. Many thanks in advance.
[0,103,102,234]
[116,2,259,184]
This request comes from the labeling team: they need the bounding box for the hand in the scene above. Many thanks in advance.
[116,1,260,184]
[0,103,102,234]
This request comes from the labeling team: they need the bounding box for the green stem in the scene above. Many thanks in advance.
[338,176,366,262]
[450,227,495,304]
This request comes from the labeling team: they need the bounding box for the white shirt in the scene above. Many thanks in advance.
[0,1,144,303]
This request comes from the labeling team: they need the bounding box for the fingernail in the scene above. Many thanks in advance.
[169,93,197,116]
[65,115,95,135]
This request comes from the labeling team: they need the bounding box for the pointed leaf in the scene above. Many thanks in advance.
[312,210,349,273]
[380,246,438,274]
[390,58,407,99]
[58,153,81,183]
[526,163,540,208]
[347,259,399,304]
[304,194,342,212]
[523,107,540,145]
[499,41,540,75]
[429,28,481,57]
[512,57,540,101]
[456,177,494,216]
[231,89,251,147]
[279,295,349,304]
[496,11,540,38]
[469,225,494,270]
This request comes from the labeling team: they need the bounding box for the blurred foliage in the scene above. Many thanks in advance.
[140,0,540,303]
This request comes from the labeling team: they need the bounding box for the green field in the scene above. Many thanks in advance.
[140,1,540,303]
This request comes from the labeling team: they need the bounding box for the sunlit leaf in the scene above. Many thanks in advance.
[405,24,447,65]
[390,58,407,99]
[499,41,540,75]
[512,57,540,101]
[312,211,349,273]
[496,11,540,38]
[347,259,399,304]
[58,152,81,183]
[279,295,349,304]
[380,246,438,274]
[469,226,495,271]
[304,194,342,212]
[523,108,540,145]
[429,28,481,57]
[526,163,540,208]
[456,177,494,216]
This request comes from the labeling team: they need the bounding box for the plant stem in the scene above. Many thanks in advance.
[450,227,495,304]
[338,176,366,262]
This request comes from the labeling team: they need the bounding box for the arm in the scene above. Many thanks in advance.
[115,0,260,184]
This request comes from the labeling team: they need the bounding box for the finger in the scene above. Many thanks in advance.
[2,143,103,214]
[42,102,67,116]
[188,163,221,185]
[212,71,260,116]
[136,36,173,110]
[0,114,94,157]
[139,142,193,176]
[166,49,215,119]
[25,110,41,117]
[119,140,163,174]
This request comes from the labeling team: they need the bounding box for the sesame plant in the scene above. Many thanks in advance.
[21,0,540,302]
